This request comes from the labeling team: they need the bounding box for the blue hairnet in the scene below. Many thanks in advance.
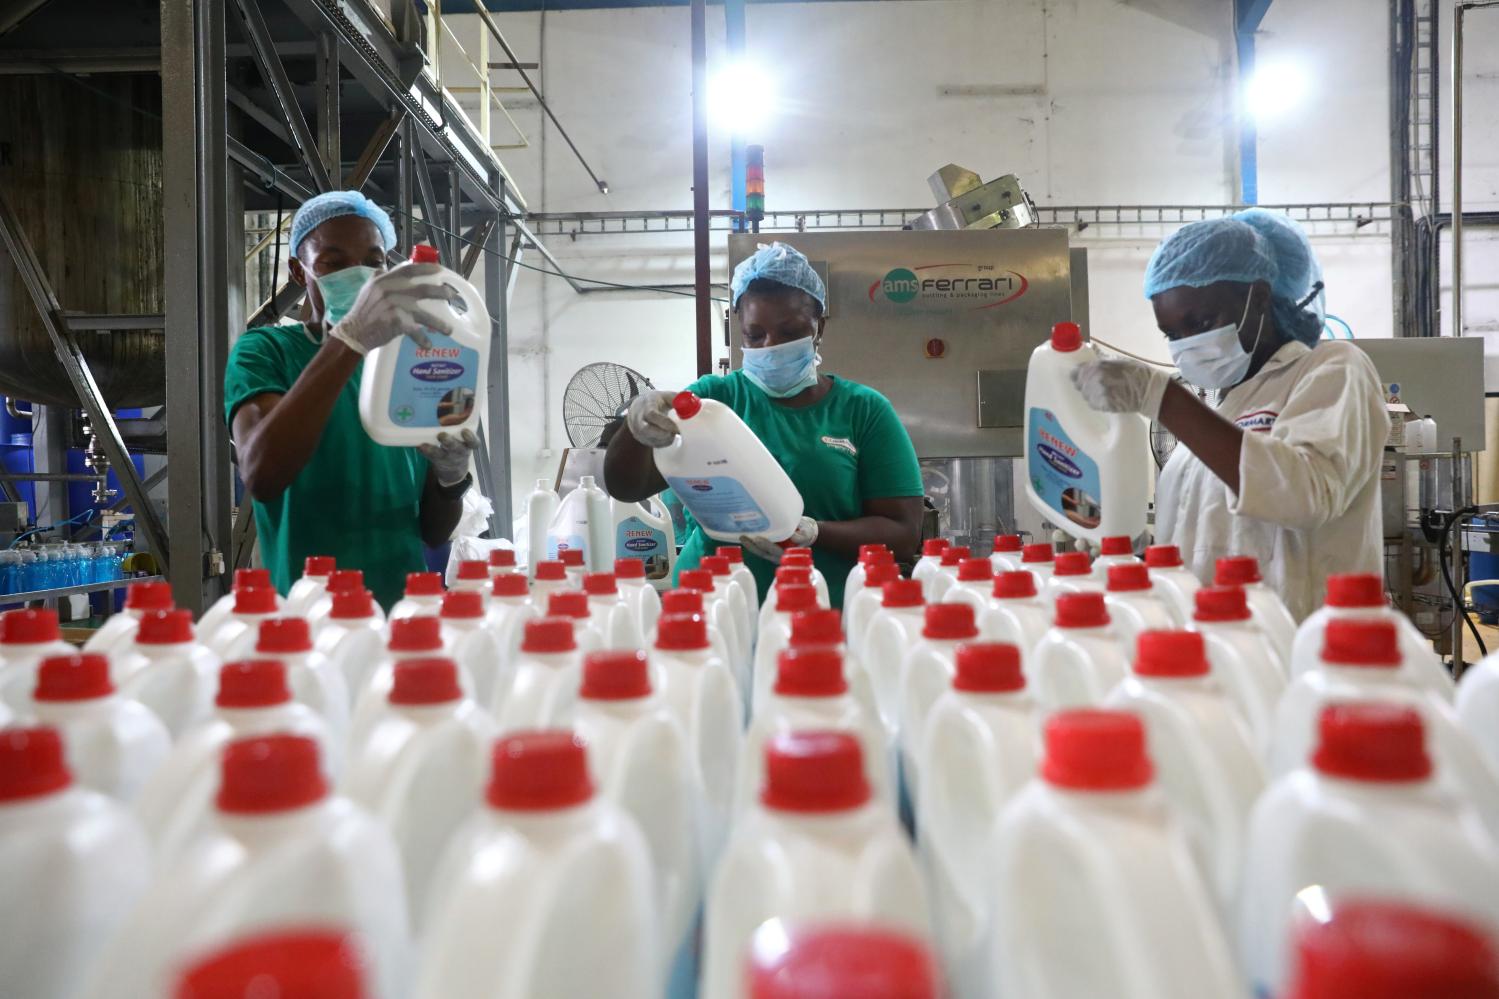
[730,242,827,311]
[290,190,398,256]
[1143,208,1326,346]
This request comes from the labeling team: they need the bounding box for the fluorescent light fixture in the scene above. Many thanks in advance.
[709,60,775,135]
[1245,59,1309,122]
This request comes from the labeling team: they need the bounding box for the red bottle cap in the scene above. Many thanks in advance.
[954,643,1025,693]
[388,616,443,653]
[858,544,891,564]
[922,539,950,558]
[491,575,529,599]
[922,603,978,640]
[776,583,820,614]
[1144,545,1184,569]
[882,579,924,608]
[486,730,594,810]
[656,613,709,651]
[256,618,312,655]
[719,546,744,564]
[1214,556,1263,586]
[661,589,704,615]
[1099,536,1133,557]
[303,556,336,578]
[1021,543,1054,565]
[1053,552,1092,577]
[1107,563,1152,592]
[672,391,702,419]
[747,926,943,999]
[993,571,1038,600]
[1325,573,1387,609]
[582,573,618,596]
[234,586,278,615]
[785,547,814,558]
[456,560,489,582]
[559,549,586,568]
[782,553,814,570]
[1051,321,1082,352]
[701,555,732,577]
[789,609,843,648]
[327,569,364,594]
[405,572,443,597]
[939,546,971,568]
[441,590,485,620]
[1,607,60,645]
[124,581,174,612]
[35,654,114,701]
[1041,709,1153,791]
[957,558,992,583]
[775,566,812,588]
[1322,619,1401,667]
[489,548,518,569]
[411,243,441,264]
[390,657,463,705]
[678,569,713,592]
[136,608,194,645]
[613,557,646,580]
[217,659,291,708]
[774,647,847,696]
[329,589,375,620]
[522,618,577,654]
[0,726,71,802]
[864,562,900,588]
[1055,592,1109,629]
[1193,586,1252,623]
[1313,702,1431,782]
[580,650,652,701]
[216,734,328,814]
[534,560,566,581]
[233,568,272,591]
[993,534,1023,553]
[761,730,870,813]
[1134,630,1210,677]
[174,929,367,999]
[547,591,590,620]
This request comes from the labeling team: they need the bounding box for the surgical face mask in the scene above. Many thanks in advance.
[314,265,377,328]
[741,336,821,398]
[1168,292,1264,390]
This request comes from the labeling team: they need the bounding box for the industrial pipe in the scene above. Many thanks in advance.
[1452,0,1499,340]
[690,0,712,375]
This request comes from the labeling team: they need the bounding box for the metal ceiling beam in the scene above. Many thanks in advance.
[412,147,452,265]
[231,0,333,193]
[0,0,50,35]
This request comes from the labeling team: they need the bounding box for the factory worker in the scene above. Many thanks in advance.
[604,242,924,609]
[224,190,479,610]
[1071,209,1387,622]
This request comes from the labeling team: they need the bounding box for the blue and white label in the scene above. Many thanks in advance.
[387,332,480,428]
[547,534,585,561]
[664,475,771,534]
[616,516,671,581]
[1027,407,1104,531]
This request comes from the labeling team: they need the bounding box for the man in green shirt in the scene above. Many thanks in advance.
[224,191,477,610]
[604,243,924,608]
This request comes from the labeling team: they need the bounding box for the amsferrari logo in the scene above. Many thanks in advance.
[869,263,1030,310]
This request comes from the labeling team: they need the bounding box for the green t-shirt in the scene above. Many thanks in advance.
[224,323,429,610]
[674,372,923,609]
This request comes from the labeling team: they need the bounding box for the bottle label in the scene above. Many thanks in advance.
[548,534,586,560]
[616,516,671,580]
[387,332,480,429]
[1027,407,1104,530]
[664,476,771,534]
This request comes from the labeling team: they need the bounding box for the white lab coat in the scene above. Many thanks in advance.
[1156,340,1388,622]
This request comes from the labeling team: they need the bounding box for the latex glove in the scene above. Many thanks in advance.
[739,535,785,565]
[1070,358,1171,418]
[626,390,678,448]
[739,517,819,564]
[329,262,456,356]
[418,429,479,487]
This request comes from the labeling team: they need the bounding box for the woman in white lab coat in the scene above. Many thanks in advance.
[1071,209,1388,621]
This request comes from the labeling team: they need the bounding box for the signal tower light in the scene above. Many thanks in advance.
[746,144,765,231]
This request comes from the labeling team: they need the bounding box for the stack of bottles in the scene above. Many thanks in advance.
[0,542,127,596]
[4,541,1499,999]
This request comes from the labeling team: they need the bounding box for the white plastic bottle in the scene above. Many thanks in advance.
[83,579,173,655]
[449,559,492,597]
[28,653,171,803]
[416,731,658,999]
[1028,592,1130,711]
[1091,535,1140,582]
[661,589,736,677]
[912,538,950,599]
[1215,556,1297,666]
[204,585,281,662]
[389,571,445,622]
[1103,563,1177,651]
[172,929,369,998]
[989,533,1024,574]
[196,568,279,650]
[843,544,894,617]
[253,617,352,748]
[284,555,336,618]
[680,567,748,693]
[915,642,1038,996]
[738,646,894,814]
[1144,544,1200,626]
[559,548,589,588]
[306,568,386,638]
[341,656,493,933]
[83,734,411,999]
[979,570,1052,662]
[490,617,583,734]
[614,557,663,640]
[1023,321,1150,543]
[113,609,222,739]
[701,554,752,664]
[927,545,970,605]
[720,545,760,632]
[572,650,703,990]
[1018,542,1057,592]
[359,244,488,447]
[525,479,559,578]
[1240,702,1499,998]
[612,496,676,592]
[1188,586,1286,754]
[846,560,900,658]
[702,730,931,999]
[580,475,615,571]
[861,578,927,738]
[989,709,1246,999]
[783,550,831,611]
[544,590,604,654]
[0,726,152,999]
[900,602,981,794]
[546,487,591,566]
[350,616,468,754]
[758,565,817,636]
[530,559,571,605]
[653,390,803,543]
[315,587,388,694]
[751,582,821,705]
[438,590,507,707]
[134,659,333,859]
[0,607,80,713]
[485,573,537,665]
[1297,573,1452,699]
[746,925,944,999]
[1042,550,1103,611]
[942,557,995,614]
[487,546,520,579]
[1104,630,1265,908]
[581,572,645,650]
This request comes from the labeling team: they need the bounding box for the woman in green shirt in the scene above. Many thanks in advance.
[604,243,924,609]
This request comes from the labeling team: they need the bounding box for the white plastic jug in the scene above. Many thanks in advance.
[582,572,646,650]
[28,653,170,803]
[196,568,279,650]
[113,609,222,739]
[1215,556,1297,664]
[359,246,488,447]
[1103,630,1265,908]
[351,617,473,754]
[543,589,605,654]
[0,607,78,713]
[614,556,663,640]
[1023,321,1151,543]
[1296,572,1453,699]
[134,659,333,860]
[846,561,900,658]
[83,734,411,999]
[861,578,927,739]
[314,587,389,694]
[843,544,894,619]
[83,580,173,656]
[438,590,508,706]
[172,928,369,998]
[915,643,1038,997]
[1091,535,1140,582]
[1103,563,1177,651]
[0,726,152,999]
[341,656,493,933]
[529,559,572,607]
[912,538,950,600]
[701,554,753,665]
[681,566,749,695]
[306,569,386,638]
[490,617,583,734]
[580,475,616,572]
[702,730,931,999]
[1460,651,1499,775]
[988,709,1246,999]
[900,603,981,795]
[1018,542,1057,593]
[654,391,803,543]
[989,534,1025,574]
[1188,586,1286,754]
[284,555,336,617]
[416,731,658,999]
[661,589,736,679]
[253,617,352,747]
[745,926,943,999]
[526,479,559,577]
[1144,544,1200,626]
[1028,592,1130,710]
[721,545,760,633]
[612,496,676,592]
[751,582,822,710]
[205,585,282,662]
[979,570,1051,661]
[449,559,493,596]
[487,547,520,579]
[1240,702,1499,998]
[546,482,593,567]
[926,546,970,605]
[484,573,538,666]
[941,557,996,614]
[758,565,821,637]
[1042,550,1104,612]
[561,547,591,587]
[389,571,445,623]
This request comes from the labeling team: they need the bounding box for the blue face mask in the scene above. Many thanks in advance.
[314,265,377,328]
[741,337,821,398]
[1167,292,1264,390]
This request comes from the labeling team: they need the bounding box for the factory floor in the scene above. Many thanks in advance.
[1461,621,1499,674]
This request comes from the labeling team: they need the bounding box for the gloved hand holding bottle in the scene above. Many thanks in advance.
[322,263,457,356]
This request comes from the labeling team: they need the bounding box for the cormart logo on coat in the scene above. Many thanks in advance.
[821,435,858,456]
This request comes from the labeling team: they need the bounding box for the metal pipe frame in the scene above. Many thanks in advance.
[230,0,333,194]
[485,170,512,534]
[412,143,452,266]
[690,0,711,375]
[1451,1,1499,342]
